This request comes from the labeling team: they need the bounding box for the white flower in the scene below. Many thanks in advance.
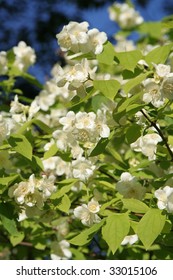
[121,234,138,245]
[75,111,96,130]
[56,21,89,53]
[116,172,146,200]
[153,63,171,79]
[131,133,162,161]
[13,41,36,71]
[154,186,173,213]
[87,28,107,54]
[8,174,56,208]
[39,175,56,198]
[0,115,10,143]
[59,111,76,131]
[96,110,110,138]
[56,21,106,55]
[160,74,173,100]
[72,157,96,181]
[0,51,8,75]
[74,198,101,226]
[51,240,72,260]
[142,78,164,108]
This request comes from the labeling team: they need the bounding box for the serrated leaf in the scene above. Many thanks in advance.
[115,50,143,71]
[0,174,19,185]
[10,232,25,246]
[69,221,104,246]
[137,209,166,249]
[93,79,120,101]
[51,179,78,199]
[123,72,152,94]
[138,22,162,39]
[8,134,32,160]
[55,194,71,213]
[43,143,58,160]
[102,213,130,254]
[96,41,115,65]
[122,198,149,213]
[145,43,173,66]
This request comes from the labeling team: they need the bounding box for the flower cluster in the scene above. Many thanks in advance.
[142,63,173,107]
[13,41,36,72]
[8,174,56,210]
[56,21,107,55]
[108,2,143,29]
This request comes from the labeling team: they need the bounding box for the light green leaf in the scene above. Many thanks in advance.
[55,194,71,213]
[96,41,115,65]
[93,79,120,101]
[115,50,143,71]
[122,198,149,213]
[123,72,152,94]
[69,220,104,246]
[137,209,166,249]
[10,232,25,247]
[0,174,19,186]
[145,43,173,66]
[138,22,162,39]
[8,134,32,160]
[43,143,58,160]
[51,179,78,199]
[102,213,130,254]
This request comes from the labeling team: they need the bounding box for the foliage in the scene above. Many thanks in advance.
[1,1,173,260]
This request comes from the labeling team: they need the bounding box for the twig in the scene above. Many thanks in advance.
[140,109,173,161]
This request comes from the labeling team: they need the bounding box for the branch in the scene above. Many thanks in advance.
[140,109,173,161]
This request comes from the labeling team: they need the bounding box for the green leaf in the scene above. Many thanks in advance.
[43,143,58,160]
[0,204,19,236]
[32,155,44,171]
[138,22,162,39]
[117,92,143,113]
[51,179,78,199]
[32,119,53,134]
[22,72,43,89]
[115,50,143,71]
[126,124,141,144]
[89,138,110,157]
[137,209,166,249]
[69,220,104,246]
[0,174,19,186]
[145,43,173,66]
[10,232,25,246]
[96,41,115,65]
[55,194,71,213]
[102,213,130,254]
[8,134,32,160]
[122,198,149,213]
[93,79,120,101]
[123,72,152,94]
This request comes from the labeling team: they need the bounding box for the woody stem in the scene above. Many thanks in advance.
[140,109,173,161]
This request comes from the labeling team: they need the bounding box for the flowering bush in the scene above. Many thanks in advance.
[1,1,173,260]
